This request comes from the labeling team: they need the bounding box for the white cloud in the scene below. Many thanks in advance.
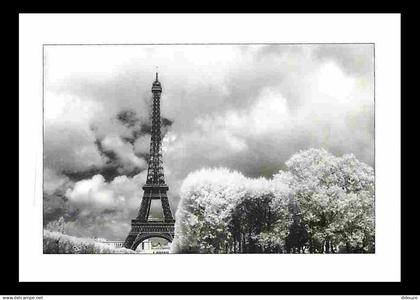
[65,173,145,213]
[316,62,355,101]
[66,174,115,211]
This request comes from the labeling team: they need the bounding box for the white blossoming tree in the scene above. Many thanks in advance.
[282,149,375,253]
[171,149,375,254]
[171,168,246,253]
[171,168,291,253]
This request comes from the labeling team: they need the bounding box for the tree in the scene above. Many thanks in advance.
[253,174,291,253]
[284,202,309,253]
[281,149,374,253]
[171,168,245,253]
[171,168,291,253]
[46,216,65,234]
[230,188,277,253]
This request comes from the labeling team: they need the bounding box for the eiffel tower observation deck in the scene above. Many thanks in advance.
[123,72,175,250]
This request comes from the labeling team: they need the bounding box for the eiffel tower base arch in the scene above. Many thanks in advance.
[123,220,175,251]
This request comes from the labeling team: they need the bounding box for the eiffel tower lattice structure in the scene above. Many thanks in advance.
[123,72,175,250]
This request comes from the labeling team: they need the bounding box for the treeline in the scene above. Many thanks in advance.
[171,149,375,254]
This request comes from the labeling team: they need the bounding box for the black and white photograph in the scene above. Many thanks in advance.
[43,43,375,254]
[15,13,406,295]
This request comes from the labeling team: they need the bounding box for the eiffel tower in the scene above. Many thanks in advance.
[123,72,175,250]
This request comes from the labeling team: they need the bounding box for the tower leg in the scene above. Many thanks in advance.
[137,191,152,221]
[161,194,174,222]
[123,232,137,249]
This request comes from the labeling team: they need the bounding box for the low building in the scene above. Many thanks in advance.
[94,237,170,253]
[94,238,124,249]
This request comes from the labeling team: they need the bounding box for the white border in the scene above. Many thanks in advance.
[19,13,401,282]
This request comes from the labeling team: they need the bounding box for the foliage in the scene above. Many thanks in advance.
[171,168,291,253]
[172,149,375,254]
[171,168,246,253]
[43,230,136,254]
[283,149,374,253]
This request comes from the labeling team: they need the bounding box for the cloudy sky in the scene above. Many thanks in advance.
[43,44,374,240]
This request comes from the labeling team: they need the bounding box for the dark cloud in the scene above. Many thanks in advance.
[117,110,141,128]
